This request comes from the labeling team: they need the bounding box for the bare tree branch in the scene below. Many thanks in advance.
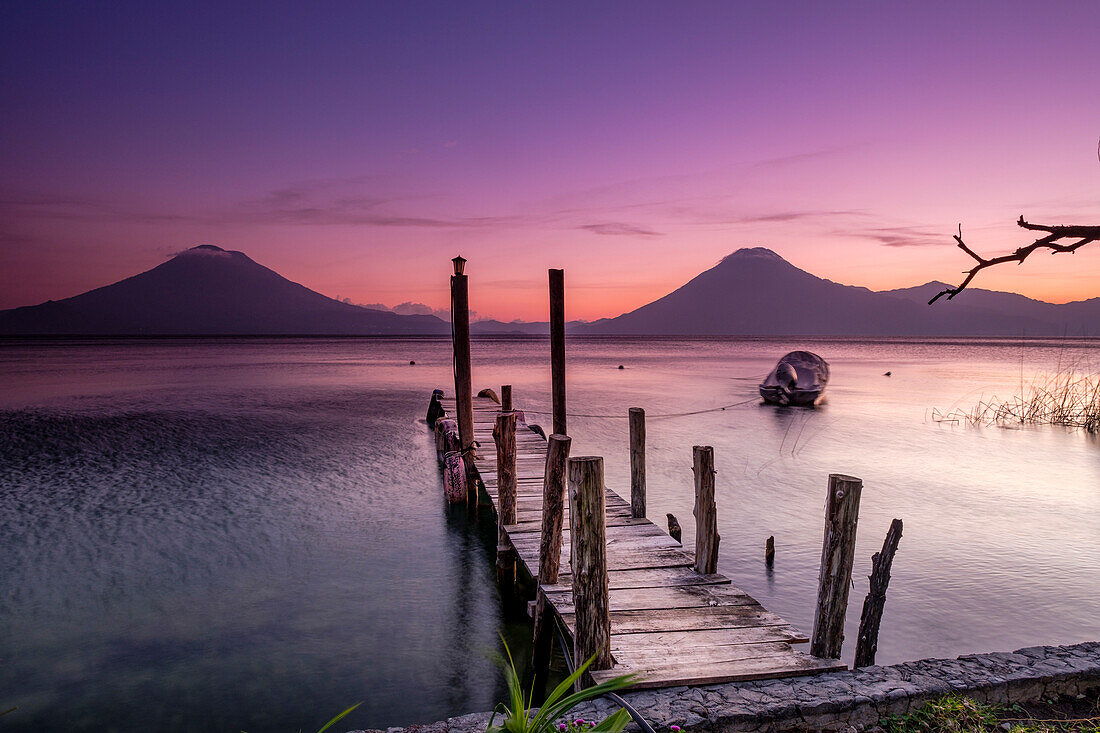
[929,216,1100,304]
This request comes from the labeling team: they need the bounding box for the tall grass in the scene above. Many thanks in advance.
[933,369,1100,432]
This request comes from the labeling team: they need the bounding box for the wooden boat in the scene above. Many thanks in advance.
[759,351,829,406]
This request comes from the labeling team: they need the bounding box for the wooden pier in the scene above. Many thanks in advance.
[437,394,845,689]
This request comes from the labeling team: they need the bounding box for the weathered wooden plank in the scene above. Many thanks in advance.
[543,566,732,593]
[591,652,846,688]
[606,626,807,654]
[560,605,798,636]
[614,641,794,667]
[521,545,694,573]
[543,583,760,614]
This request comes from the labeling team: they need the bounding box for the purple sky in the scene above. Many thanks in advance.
[3,1,1099,320]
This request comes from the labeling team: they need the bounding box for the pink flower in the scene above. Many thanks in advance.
[671,726,682,731]
[559,725,566,731]
[575,720,585,726]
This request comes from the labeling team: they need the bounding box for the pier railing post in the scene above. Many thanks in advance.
[811,473,863,660]
[693,446,720,574]
[629,407,646,518]
[569,455,611,687]
[549,269,566,437]
[495,412,518,597]
[855,518,903,668]
[501,384,513,413]
[531,433,572,692]
[451,256,475,466]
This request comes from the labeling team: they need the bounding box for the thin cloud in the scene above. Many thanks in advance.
[578,222,664,237]
[852,226,944,248]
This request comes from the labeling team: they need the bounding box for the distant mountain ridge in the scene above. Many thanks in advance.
[2,245,1096,337]
[575,247,1100,337]
[0,245,450,335]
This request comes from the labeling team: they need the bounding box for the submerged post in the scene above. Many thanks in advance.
[569,455,611,686]
[531,433,572,692]
[855,518,903,668]
[629,407,646,518]
[811,473,863,659]
[495,412,518,596]
[693,446,720,574]
[549,268,566,436]
[501,384,513,412]
[765,535,776,567]
[451,256,475,466]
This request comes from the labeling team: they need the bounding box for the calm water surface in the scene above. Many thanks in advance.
[1,337,1097,732]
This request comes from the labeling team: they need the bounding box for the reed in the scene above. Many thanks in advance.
[933,369,1100,432]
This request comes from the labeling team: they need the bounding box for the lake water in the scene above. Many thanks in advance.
[1,337,1098,732]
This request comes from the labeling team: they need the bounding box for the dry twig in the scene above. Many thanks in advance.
[929,217,1100,304]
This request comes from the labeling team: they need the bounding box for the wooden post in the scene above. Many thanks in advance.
[531,433,572,692]
[629,407,646,518]
[765,535,775,567]
[549,268,566,437]
[569,455,611,685]
[811,473,863,659]
[692,446,720,574]
[451,257,475,463]
[854,518,903,668]
[495,412,518,595]
[501,384,513,412]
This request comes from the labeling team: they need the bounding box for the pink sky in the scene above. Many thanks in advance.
[3,2,1099,321]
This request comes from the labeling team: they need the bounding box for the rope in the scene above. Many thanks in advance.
[520,396,759,420]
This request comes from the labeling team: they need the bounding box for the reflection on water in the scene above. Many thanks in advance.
[1,337,1097,732]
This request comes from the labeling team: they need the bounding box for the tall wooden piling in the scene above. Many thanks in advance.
[629,407,646,518]
[501,384,513,412]
[531,433,572,691]
[693,446,720,574]
[855,518,903,668]
[549,268,567,437]
[451,257,475,465]
[495,412,518,595]
[811,473,863,659]
[568,455,612,685]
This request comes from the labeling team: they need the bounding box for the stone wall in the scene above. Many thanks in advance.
[354,642,1100,733]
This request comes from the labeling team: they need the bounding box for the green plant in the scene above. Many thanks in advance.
[240,701,361,733]
[486,639,635,733]
[881,694,1100,733]
[315,702,363,733]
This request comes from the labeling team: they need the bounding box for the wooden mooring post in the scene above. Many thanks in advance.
[451,256,475,466]
[811,473,863,659]
[495,412,518,596]
[693,446,720,574]
[855,518,903,668]
[501,384,512,412]
[568,455,611,686]
[549,269,567,437]
[629,407,646,518]
[531,433,571,692]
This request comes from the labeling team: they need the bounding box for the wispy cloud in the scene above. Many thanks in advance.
[720,209,865,225]
[578,222,664,237]
[851,226,944,247]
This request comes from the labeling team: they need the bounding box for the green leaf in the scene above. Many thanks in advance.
[317,702,362,733]
[589,709,631,733]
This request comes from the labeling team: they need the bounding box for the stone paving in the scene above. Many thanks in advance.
[352,642,1100,733]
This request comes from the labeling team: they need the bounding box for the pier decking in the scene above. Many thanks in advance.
[439,395,845,689]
